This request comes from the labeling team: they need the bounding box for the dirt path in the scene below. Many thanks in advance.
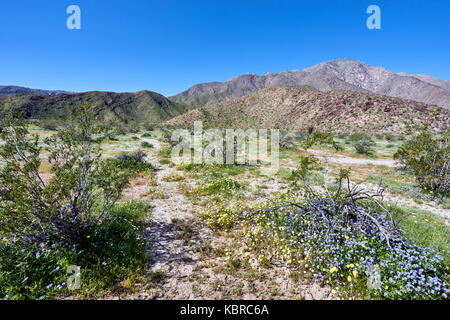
[143,139,196,272]
[116,139,333,300]
[134,138,213,299]
[309,149,396,167]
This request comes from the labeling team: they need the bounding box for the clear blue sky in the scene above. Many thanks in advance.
[0,0,449,96]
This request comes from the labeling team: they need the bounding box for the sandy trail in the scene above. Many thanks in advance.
[117,138,333,300]
[143,138,196,272]
[309,149,396,167]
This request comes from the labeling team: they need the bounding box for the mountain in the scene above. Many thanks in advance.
[0,85,72,96]
[0,90,192,124]
[170,59,450,109]
[166,86,449,133]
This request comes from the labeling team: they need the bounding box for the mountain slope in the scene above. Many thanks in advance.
[0,90,192,124]
[167,86,449,133]
[0,85,72,96]
[170,59,450,109]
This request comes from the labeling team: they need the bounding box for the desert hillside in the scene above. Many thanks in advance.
[167,86,449,133]
[0,90,192,124]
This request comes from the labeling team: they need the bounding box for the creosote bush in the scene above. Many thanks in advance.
[0,105,150,299]
[394,129,449,196]
[353,136,376,155]
[140,141,153,148]
[113,150,153,173]
[289,155,322,187]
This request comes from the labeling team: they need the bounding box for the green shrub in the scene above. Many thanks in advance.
[394,130,449,196]
[140,141,153,148]
[113,150,152,173]
[39,119,59,131]
[289,155,322,187]
[0,105,150,299]
[353,137,376,155]
[374,133,384,140]
[349,133,368,142]
[142,123,155,131]
[301,131,343,151]
[0,105,130,247]
[196,177,242,196]
[384,133,396,142]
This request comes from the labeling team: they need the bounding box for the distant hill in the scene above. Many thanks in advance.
[0,85,72,96]
[166,86,449,133]
[0,90,192,124]
[170,59,450,109]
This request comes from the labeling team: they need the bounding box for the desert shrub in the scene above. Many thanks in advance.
[384,133,396,142]
[348,133,368,142]
[39,119,59,131]
[301,131,343,151]
[386,143,395,148]
[353,137,376,155]
[161,172,183,182]
[141,132,152,137]
[0,105,131,246]
[159,129,172,143]
[113,150,152,173]
[196,176,242,197]
[374,133,384,140]
[0,105,149,299]
[394,130,449,196]
[142,122,155,131]
[140,141,153,148]
[289,155,322,187]
[157,145,172,159]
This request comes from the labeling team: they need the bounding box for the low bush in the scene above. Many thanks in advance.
[140,141,153,148]
[113,150,153,173]
[38,119,59,131]
[289,155,322,187]
[353,137,376,155]
[196,176,242,197]
[394,130,449,196]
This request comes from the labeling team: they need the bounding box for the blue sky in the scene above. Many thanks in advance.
[0,0,449,96]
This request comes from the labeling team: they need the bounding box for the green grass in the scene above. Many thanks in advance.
[367,174,449,207]
[390,204,450,265]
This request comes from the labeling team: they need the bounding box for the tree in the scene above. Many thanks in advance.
[394,129,449,196]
